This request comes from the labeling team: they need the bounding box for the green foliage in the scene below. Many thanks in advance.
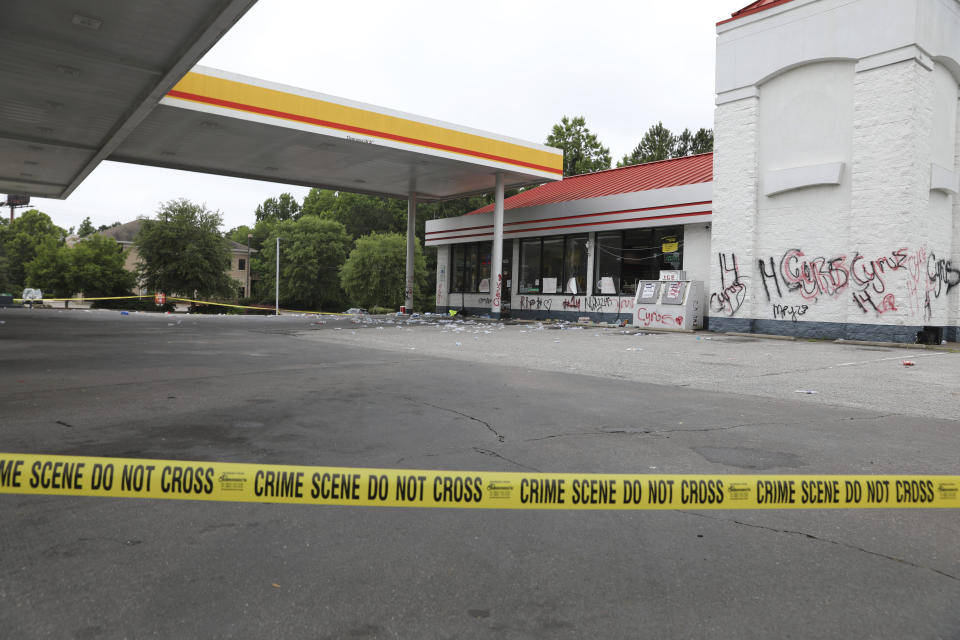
[690,128,714,155]
[227,224,254,247]
[76,217,97,237]
[135,199,234,298]
[309,190,407,239]
[300,188,338,217]
[255,192,301,222]
[340,232,427,310]
[254,216,352,310]
[0,209,67,290]
[545,115,611,177]
[24,239,71,297]
[68,235,137,297]
[26,235,135,299]
[619,124,714,167]
[97,221,121,232]
[369,305,393,315]
[0,242,10,294]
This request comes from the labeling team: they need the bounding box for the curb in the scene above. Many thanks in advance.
[723,332,797,341]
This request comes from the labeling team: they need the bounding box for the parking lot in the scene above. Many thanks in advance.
[1,309,958,638]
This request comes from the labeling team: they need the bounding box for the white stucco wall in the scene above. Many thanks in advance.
[712,0,960,340]
[709,96,758,320]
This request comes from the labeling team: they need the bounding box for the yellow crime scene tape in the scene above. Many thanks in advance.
[1,453,957,510]
[13,294,349,316]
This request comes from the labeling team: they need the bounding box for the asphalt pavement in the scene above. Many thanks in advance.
[1,308,957,639]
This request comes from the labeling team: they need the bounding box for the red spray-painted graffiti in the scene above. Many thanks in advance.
[636,307,684,329]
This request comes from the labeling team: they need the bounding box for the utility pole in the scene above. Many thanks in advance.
[275,236,281,316]
[246,233,252,299]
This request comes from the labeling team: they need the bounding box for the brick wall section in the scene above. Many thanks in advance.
[950,97,960,340]
[849,60,935,326]
[710,97,759,324]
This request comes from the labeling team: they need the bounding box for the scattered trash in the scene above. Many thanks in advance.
[455,341,462,347]
[794,390,818,394]
[902,361,915,367]
[120,311,129,316]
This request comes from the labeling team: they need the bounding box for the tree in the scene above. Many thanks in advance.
[27,235,134,299]
[135,199,234,297]
[254,192,301,222]
[76,217,97,237]
[227,224,255,247]
[311,190,407,240]
[0,209,66,289]
[68,235,137,297]
[24,239,71,298]
[254,217,352,310]
[340,232,427,309]
[619,124,714,167]
[545,115,611,176]
[97,221,121,232]
[300,188,338,218]
[690,127,714,155]
[0,240,10,294]
[619,122,675,166]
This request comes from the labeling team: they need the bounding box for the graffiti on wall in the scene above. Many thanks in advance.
[744,247,960,321]
[519,295,553,312]
[519,295,634,314]
[636,307,684,328]
[709,253,748,316]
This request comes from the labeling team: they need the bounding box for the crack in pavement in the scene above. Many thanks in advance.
[681,511,959,582]
[524,421,770,442]
[416,400,505,443]
[472,447,541,472]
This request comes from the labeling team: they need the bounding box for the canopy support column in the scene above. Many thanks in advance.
[404,194,416,314]
[490,172,505,319]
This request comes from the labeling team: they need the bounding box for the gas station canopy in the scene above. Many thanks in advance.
[0,1,561,202]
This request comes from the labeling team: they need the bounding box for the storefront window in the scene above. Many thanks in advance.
[519,238,541,293]
[540,237,563,294]
[464,244,479,293]
[563,235,588,294]
[478,242,492,292]
[595,226,684,296]
[595,231,622,295]
[621,228,655,295]
[451,241,515,293]
[452,244,465,293]
[501,240,512,300]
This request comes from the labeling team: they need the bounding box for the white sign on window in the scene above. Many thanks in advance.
[542,277,557,294]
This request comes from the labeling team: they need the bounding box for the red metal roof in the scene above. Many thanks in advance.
[718,0,798,25]
[467,153,712,215]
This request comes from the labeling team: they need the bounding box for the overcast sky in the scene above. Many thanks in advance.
[31,0,748,234]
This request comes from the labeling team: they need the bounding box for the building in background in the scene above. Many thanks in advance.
[96,220,255,297]
[427,0,960,343]
[427,154,712,323]
[710,0,960,343]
